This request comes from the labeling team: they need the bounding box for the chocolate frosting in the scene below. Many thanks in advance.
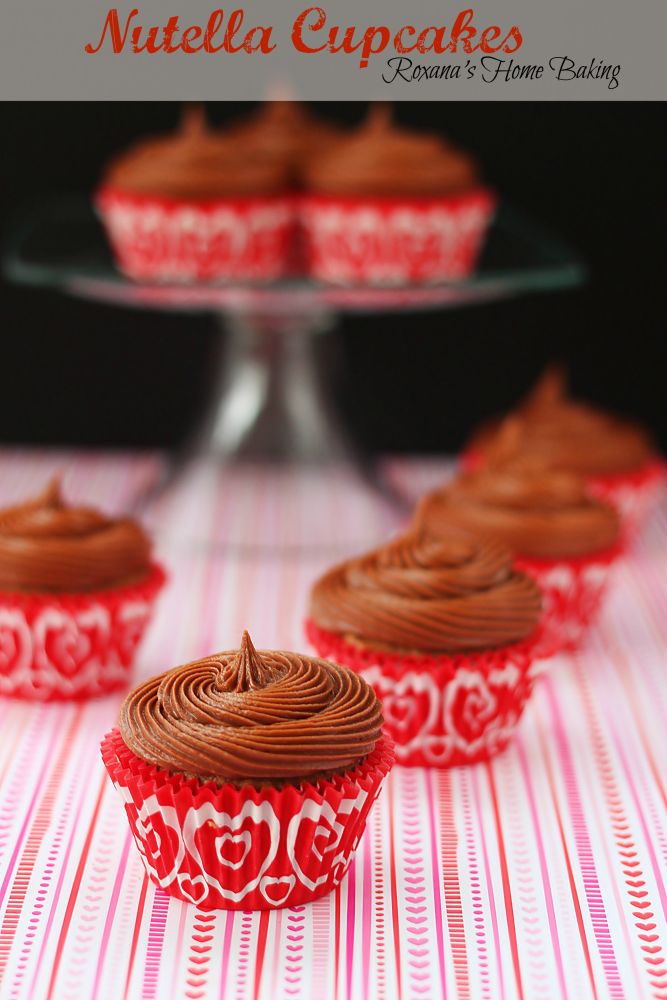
[303,105,479,196]
[469,365,654,476]
[227,101,344,179]
[418,445,620,560]
[0,478,152,593]
[119,632,383,783]
[102,104,289,199]
[309,530,541,653]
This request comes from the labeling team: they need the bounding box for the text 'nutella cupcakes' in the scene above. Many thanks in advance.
[101,633,393,910]
[463,366,665,537]
[97,105,295,283]
[301,105,495,285]
[0,478,165,700]
[306,530,542,768]
[417,453,622,657]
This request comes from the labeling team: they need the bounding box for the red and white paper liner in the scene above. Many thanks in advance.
[587,459,666,540]
[96,187,296,283]
[0,563,166,702]
[516,545,621,660]
[306,620,541,768]
[300,188,496,286]
[101,728,394,911]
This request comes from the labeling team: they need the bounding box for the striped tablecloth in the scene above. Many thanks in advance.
[0,449,666,1000]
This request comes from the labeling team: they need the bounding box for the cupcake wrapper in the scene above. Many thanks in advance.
[97,188,296,282]
[300,189,495,285]
[516,546,621,659]
[0,564,166,701]
[306,620,540,768]
[587,459,666,539]
[101,729,394,911]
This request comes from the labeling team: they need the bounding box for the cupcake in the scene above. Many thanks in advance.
[0,478,165,700]
[97,104,295,282]
[417,449,621,657]
[300,105,495,285]
[306,529,542,767]
[463,365,665,536]
[101,632,393,910]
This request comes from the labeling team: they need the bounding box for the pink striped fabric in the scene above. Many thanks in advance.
[0,449,665,1000]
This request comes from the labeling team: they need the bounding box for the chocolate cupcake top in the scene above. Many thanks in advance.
[0,477,152,593]
[309,529,541,653]
[227,100,344,179]
[469,365,654,476]
[418,448,620,560]
[303,105,479,197]
[102,104,289,199]
[119,632,383,784]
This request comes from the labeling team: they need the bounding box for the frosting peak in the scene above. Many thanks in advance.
[0,477,152,593]
[309,529,541,653]
[119,635,383,783]
[225,630,279,693]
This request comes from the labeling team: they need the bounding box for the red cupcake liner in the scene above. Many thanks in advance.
[300,188,496,285]
[516,545,621,659]
[96,188,296,283]
[0,564,166,701]
[101,728,393,910]
[587,459,666,539]
[306,619,540,768]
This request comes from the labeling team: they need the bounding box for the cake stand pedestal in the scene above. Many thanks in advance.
[3,197,585,552]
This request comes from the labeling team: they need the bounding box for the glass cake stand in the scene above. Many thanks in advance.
[3,197,585,552]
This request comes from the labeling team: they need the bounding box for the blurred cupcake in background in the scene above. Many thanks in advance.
[306,528,542,767]
[301,105,495,285]
[227,100,346,273]
[102,632,393,910]
[418,432,622,657]
[463,365,665,538]
[0,477,165,700]
[97,104,295,282]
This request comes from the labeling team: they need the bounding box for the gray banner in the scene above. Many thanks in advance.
[0,0,665,100]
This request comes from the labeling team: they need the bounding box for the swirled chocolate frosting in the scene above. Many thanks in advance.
[418,452,620,560]
[469,365,654,476]
[102,104,289,199]
[0,478,152,593]
[119,632,383,783]
[303,105,480,196]
[309,530,541,653]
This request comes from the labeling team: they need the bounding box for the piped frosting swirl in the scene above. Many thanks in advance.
[469,365,654,476]
[0,477,152,593]
[418,445,620,560]
[118,632,383,783]
[309,530,541,653]
[303,105,479,196]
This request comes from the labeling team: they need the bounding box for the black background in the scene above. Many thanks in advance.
[0,102,664,454]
